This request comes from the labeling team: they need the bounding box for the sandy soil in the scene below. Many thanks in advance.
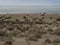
[0,13,60,45]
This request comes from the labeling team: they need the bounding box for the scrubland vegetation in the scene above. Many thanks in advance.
[0,13,60,45]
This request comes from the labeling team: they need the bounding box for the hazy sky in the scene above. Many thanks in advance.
[0,0,60,6]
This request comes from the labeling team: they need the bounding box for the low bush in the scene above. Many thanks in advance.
[45,39,51,43]
[54,28,60,36]
[56,18,60,21]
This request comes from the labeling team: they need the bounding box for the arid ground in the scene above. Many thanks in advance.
[0,13,60,45]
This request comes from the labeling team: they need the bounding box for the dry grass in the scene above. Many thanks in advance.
[0,13,60,45]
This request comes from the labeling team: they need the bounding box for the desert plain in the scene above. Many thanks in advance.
[0,13,60,45]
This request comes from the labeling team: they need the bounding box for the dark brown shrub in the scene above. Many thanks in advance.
[29,37,38,41]
[53,39,60,43]
[56,18,60,21]
[50,17,53,19]
[42,17,45,19]
[54,28,60,36]
[0,30,5,36]
[7,27,14,31]
[45,39,51,43]
[47,28,53,32]
[23,16,27,19]
[15,19,20,21]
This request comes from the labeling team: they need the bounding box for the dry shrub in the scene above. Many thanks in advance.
[54,28,60,36]
[56,18,60,21]
[53,39,60,43]
[45,39,51,43]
